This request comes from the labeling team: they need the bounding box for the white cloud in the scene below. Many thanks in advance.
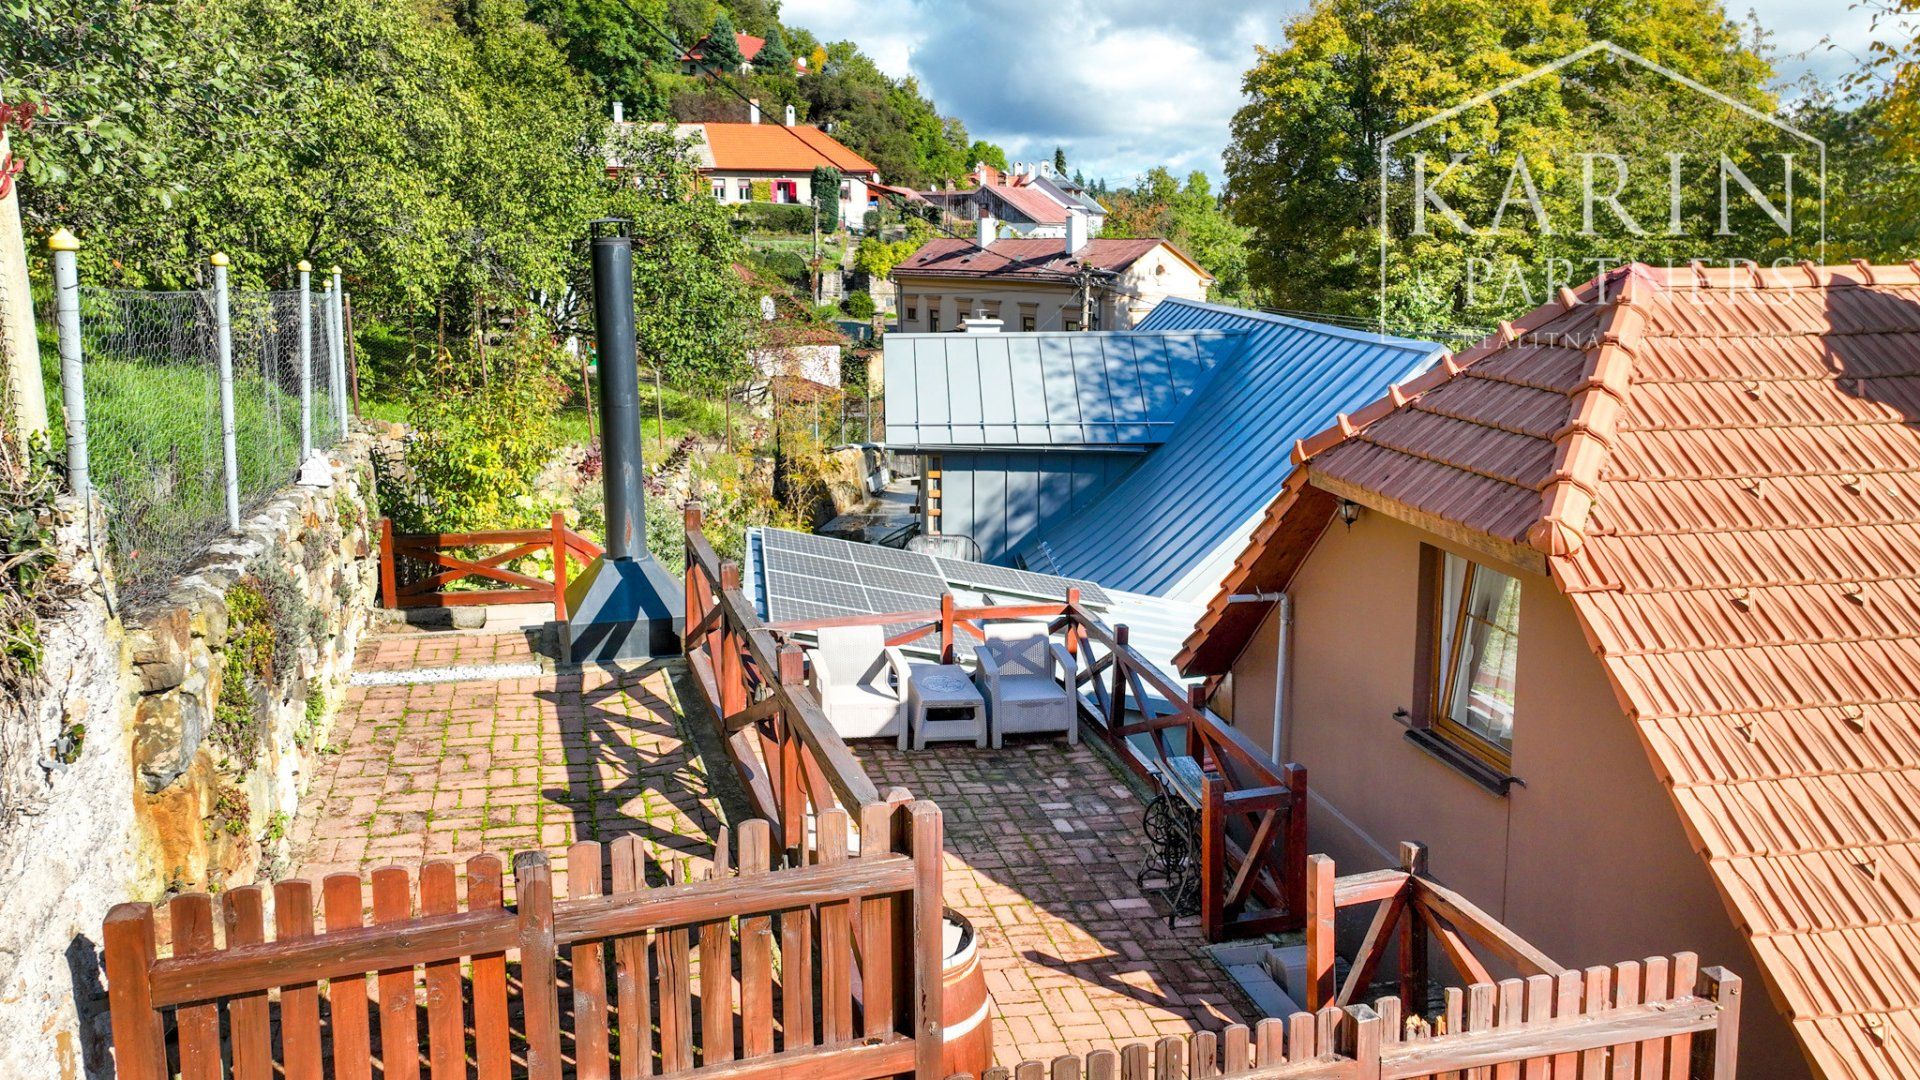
[778,0,1904,184]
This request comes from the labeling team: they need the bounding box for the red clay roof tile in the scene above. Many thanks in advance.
[1178,263,1920,1078]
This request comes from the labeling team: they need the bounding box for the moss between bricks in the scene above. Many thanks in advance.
[215,562,322,765]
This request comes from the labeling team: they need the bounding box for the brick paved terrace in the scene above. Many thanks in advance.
[289,625,1256,1068]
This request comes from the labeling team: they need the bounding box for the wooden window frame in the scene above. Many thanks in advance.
[1409,545,1521,795]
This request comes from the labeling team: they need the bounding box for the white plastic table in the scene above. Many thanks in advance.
[905,663,988,749]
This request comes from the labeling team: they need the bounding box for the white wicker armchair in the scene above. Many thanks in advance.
[810,625,911,743]
[972,624,1078,747]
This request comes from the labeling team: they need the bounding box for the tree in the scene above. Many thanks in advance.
[754,27,792,74]
[1225,0,1783,331]
[606,125,757,391]
[1053,146,1068,174]
[702,12,743,70]
[810,165,841,232]
[1102,169,1252,304]
[968,141,1008,173]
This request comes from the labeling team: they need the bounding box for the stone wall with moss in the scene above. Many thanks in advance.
[0,432,379,1080]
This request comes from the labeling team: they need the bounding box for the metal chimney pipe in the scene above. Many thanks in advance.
[591,218,644,560]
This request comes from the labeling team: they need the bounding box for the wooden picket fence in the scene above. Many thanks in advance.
[379,512,604,622]
[103,805,948,1080]
[956,954,1740,1079]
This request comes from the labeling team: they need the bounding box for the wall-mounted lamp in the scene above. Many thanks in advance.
[1338,500,1362,529]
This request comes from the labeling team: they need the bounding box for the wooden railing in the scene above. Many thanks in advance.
[681,512,1307,944]
[960,956,1740,1079]
[1064,611,1309,942]
[104,806,948,1080]
[681,507,883,852]
[1306,843,1569,1015]
[379,511,603,623]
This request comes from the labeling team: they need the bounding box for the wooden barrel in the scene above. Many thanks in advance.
[941,908,993,1078]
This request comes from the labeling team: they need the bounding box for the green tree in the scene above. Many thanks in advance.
[703,12,743,70]
[606,125,757,391]
[754,27,793,74]
[810,165,841,232]
[969,141,1008,173]
[1225,0,1783,330]
[1052,146,1068,174]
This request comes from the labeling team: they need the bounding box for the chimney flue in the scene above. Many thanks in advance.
[612,100,624,123]
[749,98,761,124]
[563,218,686,663]
[1065,207,1088,256]
[784,104,796,126]
[977,208,996,249]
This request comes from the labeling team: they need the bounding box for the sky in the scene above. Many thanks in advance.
[779,0,1903,186]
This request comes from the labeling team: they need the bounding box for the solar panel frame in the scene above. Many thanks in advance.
[935,557,1112,605]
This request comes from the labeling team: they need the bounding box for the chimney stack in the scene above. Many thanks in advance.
[561,219,686,663]
[784,103,796,126]
[612,100,624,124]
[1065,207,1089,255]
[749,98,761,124]
[977,207,997,249]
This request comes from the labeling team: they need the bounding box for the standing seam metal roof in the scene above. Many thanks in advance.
[1012,299,1444,600]
[883,330,1244,448]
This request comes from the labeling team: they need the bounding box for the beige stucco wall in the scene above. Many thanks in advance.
[894,248,1210,333]
[704,171,870,227]
[1219,507,1811,1079]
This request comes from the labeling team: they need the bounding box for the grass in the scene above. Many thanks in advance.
[41,339,342,597]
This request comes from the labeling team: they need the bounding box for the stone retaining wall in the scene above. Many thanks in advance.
[0,433,380,1080]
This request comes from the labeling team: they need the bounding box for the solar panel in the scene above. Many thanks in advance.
[759,528,949,623]
[751,528,1108,661]
[936,558,1112,605]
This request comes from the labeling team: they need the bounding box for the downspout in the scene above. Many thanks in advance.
[1271,594,1292,765]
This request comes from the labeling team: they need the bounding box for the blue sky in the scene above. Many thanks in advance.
[781,0,1903,185]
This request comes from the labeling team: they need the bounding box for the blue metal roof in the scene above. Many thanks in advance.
[1013,300,1444,601]
[883,330,1244,448]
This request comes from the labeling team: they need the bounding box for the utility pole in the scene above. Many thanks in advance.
[810,199,821,305]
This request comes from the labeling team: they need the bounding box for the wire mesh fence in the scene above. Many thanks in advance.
[63,284,344,604]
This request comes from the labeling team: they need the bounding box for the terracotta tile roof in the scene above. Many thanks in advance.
[690,122,878,175]
[680,31,765,63]
[1177,261,1920,1078]
[894,237,1212,284]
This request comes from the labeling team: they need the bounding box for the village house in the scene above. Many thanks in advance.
[677,29,806,76]
[614,100,880,227]
[892,217,1210,333]
[1176,262,1920,1080]
[919,161,1108,239]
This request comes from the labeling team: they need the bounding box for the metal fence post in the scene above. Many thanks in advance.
[211,252,241,530]
[49,228,88,499]
[297,260,312,459]
[330,266,348,433]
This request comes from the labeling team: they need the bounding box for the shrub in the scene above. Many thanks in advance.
[751,249,810,289]
[731,203,812,234]
[749,179,773,203]
[844,292,876,320]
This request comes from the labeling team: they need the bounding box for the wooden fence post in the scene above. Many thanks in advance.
[516,852,563,1080]
[1399,842,1429,1016]
[379,518,397,608]
[682,502,703,648]
[908,801,945,1080]
[939,593,955,663]
[778,646,807,852]
[1694,967,1741,1080]
[1200,770,1224,942]
[550,511,569,623]
[102,904,167,1080]
[1063,587,1081,661]
[1342,1004,1383,1080]
[1111,625,1131,728]
[1283,762,1309,930]
[1306,854,1337,1011]
[719,562,746,719]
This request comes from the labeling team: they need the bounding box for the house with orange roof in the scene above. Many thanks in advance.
[616,104,881,227]
[1175,261,1920,1079]
[678,30,806,76]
